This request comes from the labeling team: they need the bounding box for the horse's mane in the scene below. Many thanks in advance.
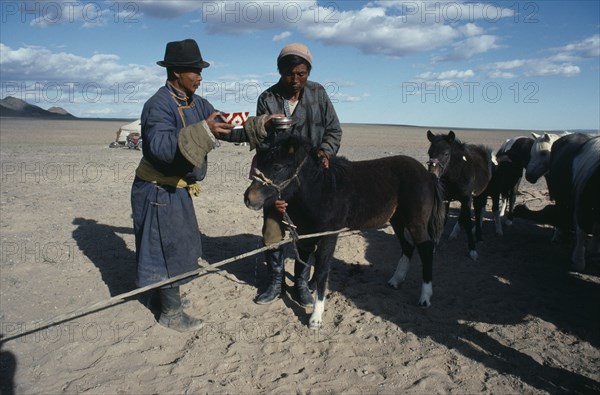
[307,146,349,193]
[430,132,492,164]
[272,134,349,193]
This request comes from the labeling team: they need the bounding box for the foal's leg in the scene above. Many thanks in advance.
[473,194,486,241]
[407,223,434,308]
[416,239,434,308]
[459,197,478,260]
[505,177,521,226]
[387,224,415,289]
[491,190,503,236]
[309,235,337,329]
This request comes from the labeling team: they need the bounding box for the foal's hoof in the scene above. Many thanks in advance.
[309,319,322,330]
[469,250,478,261]
[387,279,400,289]
[418,299,431,309]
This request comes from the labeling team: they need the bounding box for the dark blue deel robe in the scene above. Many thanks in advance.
[131,82,215,288]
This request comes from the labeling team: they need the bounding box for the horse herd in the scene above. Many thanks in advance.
[244,130,600,329]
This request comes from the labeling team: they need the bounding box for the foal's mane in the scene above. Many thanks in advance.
[274,134,349,192]
[452,135,492,159]
[431,132,493,169]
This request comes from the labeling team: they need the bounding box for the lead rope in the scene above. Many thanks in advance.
[252,157,310,267]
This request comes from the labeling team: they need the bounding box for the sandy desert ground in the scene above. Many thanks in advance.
[0,118,599,394]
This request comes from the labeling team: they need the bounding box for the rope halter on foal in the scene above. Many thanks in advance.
[252,156,308,198]
[252,156,310,266]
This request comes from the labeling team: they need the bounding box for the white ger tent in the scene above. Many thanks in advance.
[116,120,141,143]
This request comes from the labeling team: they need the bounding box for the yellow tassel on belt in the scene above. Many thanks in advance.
[135,157,201,197]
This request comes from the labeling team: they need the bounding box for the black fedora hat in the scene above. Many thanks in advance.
[157,39,210,69]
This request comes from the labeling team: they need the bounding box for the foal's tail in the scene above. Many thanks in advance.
[428,173,446,243]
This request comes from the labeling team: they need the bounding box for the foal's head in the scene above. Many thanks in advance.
[426,130,462,178]
[244,134,313,210]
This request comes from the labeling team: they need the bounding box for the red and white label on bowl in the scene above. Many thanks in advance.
[220,112,249,126]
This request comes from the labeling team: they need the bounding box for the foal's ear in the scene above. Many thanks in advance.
[427,130,435,142]
[448,130,455,142]
[531,132,541,139]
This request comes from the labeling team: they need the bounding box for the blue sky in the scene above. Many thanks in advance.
[1,0,598,130]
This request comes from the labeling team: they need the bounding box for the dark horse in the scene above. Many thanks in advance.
[571,136,600,270]
[244,135,446,329]
[515,134,599,271]
[481,136,534,236]
[426,130,493,260]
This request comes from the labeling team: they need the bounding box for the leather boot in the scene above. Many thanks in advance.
[158,286,204,332]
[140,290,159,312]
[294,251,314,307]
[255,249,284,304]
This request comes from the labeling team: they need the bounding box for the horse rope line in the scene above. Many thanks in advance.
[1,226,358,344]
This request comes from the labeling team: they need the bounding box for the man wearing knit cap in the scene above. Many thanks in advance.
[254,43,343,307]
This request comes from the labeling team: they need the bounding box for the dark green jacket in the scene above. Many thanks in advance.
[256,80,342,157]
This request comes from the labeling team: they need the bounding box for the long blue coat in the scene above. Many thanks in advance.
[131,82,215,288]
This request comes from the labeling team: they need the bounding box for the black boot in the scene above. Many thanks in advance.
[255,249,284,304]
[294,251,314,307]
[158,286,204,332]
[140,290,160,312]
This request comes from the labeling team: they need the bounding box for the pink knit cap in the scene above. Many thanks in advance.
[277,43,312,66]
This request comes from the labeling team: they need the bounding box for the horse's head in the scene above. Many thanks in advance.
[244,134,312,211]
[525,132,560,183]
[426,130,457,178]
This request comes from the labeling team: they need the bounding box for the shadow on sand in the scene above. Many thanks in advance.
[72,217,137,296]
[71,217,265,297]
[323,208,600,393]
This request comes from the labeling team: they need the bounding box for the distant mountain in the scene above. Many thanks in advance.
[47,106,71,115]
[0,96,76,119]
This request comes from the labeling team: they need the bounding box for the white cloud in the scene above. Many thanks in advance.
[481,57,581,78]
[458,23,484,37]
[487,71,516,79]
[551,34,600,58]
[417,69,476,80]
[22,1,510,60]
[273,31,292,42]
[301,6,460,57]
[187,1,505,58]
[27,2,131,28]
[478,35,598,79]
[0,43,163,117]
[373,1,515,21]
[0,42,278,117]
[124,0,205,18]
[533,62,580,77]
[491,60,527,70]
[434,34,500,62]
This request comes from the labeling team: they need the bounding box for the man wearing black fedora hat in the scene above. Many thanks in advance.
[131,39,278,332]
